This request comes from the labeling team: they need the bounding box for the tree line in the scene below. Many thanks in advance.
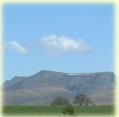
[51,94,94,106]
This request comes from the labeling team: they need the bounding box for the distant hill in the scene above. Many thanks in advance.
[3,70,115,105]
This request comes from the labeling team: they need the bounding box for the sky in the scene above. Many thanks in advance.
[3,4,114,81]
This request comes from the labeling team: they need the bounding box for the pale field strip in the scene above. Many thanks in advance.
[115,0,119,117]
[0,0,119,117]
[2,0,115,4]
[0,2,3,117]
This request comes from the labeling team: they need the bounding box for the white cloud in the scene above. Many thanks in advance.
[6,41,27,54]
[41,35,92,53]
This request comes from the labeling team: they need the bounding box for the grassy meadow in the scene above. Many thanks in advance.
[3,105,114,116]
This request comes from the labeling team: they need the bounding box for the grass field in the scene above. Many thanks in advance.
[3,105,114,116]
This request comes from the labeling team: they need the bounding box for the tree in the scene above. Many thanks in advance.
[73,94,92,106]
[51,96,70,106]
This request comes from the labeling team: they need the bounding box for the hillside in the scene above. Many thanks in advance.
[3,70,115,105]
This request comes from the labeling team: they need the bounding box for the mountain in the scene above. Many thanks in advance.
[3,70,115,105]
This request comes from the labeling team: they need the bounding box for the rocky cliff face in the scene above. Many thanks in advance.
[3,70,115,105]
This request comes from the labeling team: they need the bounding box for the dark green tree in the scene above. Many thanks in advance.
[73,94,92,106]
[51,96,69,106]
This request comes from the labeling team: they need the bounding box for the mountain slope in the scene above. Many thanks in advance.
[3,70,115,105]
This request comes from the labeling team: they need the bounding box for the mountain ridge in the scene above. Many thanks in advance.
[3,70,115,105]
[4,70,114,83]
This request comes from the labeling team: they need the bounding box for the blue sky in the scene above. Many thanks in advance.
[3,4,114,80]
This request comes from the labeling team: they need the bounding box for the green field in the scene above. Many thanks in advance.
[3,105,114,116]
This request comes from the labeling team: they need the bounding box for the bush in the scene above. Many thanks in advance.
[62,104,74,115]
